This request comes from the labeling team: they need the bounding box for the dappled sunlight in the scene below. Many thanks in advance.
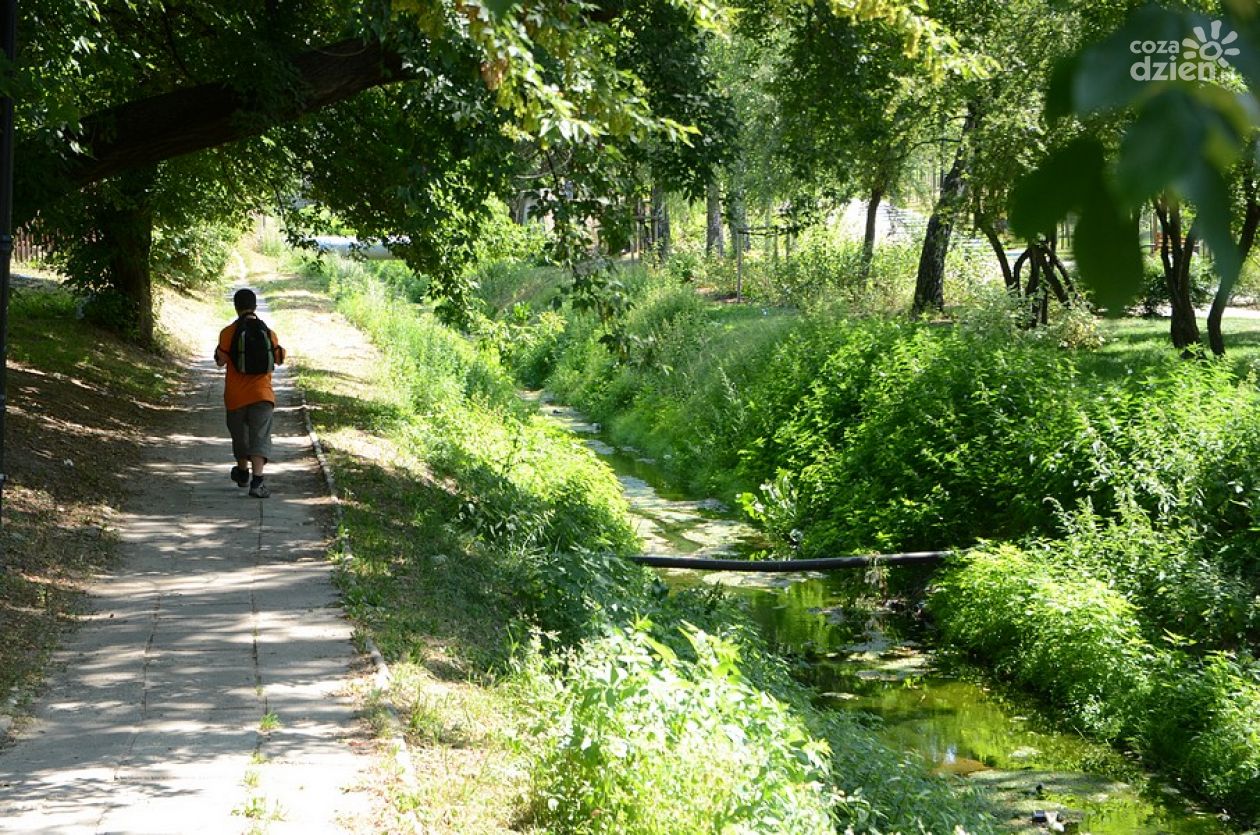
[0,301,375,830]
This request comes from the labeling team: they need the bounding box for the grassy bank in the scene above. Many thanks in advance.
[492,265,1260,560]
[933,546,1260,820]
[265,251,999,833]
[1,275,184,720]
[469,258,1260,825]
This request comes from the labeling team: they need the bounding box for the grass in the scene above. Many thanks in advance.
[264,250,1000,833]
[259,253,535,832]
[0,274,183,716]
[473,253,1260,826]
[1085,315,1260,380]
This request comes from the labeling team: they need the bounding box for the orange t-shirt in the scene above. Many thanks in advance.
[217,318,285,411]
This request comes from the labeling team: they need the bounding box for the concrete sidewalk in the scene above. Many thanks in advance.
[0,315,376,832]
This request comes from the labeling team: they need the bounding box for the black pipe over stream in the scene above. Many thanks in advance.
[629,550,951,571]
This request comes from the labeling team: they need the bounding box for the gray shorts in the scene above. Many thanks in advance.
[226,402,274,461]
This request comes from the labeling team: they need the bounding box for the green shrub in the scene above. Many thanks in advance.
[365,259,429,303]
[1143,652,1260,820]
[526,628,835,835]
[1138,254,1213,316]
[931,546,1152,740]
[151,220,240,291]
[778,325,1098,551]
[1047,500,1258,646]
[463,250,1260,825]
[474,260,567,314]
[933,546,1260,821]
[471,198,548,266]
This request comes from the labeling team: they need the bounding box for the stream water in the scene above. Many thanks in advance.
[535,395,1234,835]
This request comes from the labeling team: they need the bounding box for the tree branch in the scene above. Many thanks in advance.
[20,36,409,222]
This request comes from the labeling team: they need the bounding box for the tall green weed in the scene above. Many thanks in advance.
[322,254,999,833]
[525,628,835,834]
[932,547,1260,821]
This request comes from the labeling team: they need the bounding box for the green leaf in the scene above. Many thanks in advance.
[1046,55,1080,122]
[1074,188,1143,316]
[1010,137,1106,239]
[1072,5,1196,115]
[1177,159,1241,287]
[483,0,519,18]
[1114,90,1203,205]
[1221,8,1260,88]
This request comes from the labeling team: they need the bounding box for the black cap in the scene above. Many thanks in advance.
[233,288,257,312]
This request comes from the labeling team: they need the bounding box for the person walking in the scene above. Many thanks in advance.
[214,288,287,498]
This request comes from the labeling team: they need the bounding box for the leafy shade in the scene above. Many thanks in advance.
[1013,3,1259,315]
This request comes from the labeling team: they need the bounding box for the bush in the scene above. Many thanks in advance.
[1047,500,1258,646]
[931,546,1152,739]
[76,290,145,337]
[151,220,241,291]
[779,324,1095,551]
[1137,254,1213,316]
[366,259,429,303]
[932,545,1260,822]
[522,263,1260,562]
[469,250,1260,824]
[471,197,548,266]
[526,628,835,835]
[474,260,568,315]
[1143,652,1260,820]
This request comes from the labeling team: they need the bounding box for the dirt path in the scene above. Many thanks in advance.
[0,291,377,833]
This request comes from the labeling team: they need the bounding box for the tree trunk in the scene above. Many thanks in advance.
[979,218,1014,289]
[912,107,975,316]
[640,195,653,254]
[1208,173,1260,355]
[765,204,777,265]
[727,188,748,255]
[651,183,670,261]
[1025,244,1045,325]
[861,185,884,281]
[1154,197,1201,349]
[99,171,157,345]
[1041,230,1070,307]
[706,180,724,257]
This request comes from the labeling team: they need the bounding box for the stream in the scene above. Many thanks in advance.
[535,394,1234,835]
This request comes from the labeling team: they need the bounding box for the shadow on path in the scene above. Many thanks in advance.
[0,293,375,834]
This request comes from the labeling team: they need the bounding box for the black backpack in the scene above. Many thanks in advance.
[230,315,275,375]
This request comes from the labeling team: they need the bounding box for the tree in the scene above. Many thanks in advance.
[1153,195,1202,349]
[912,105,975,315]
[770,9,934,279]
[14,0,726,338]
[1013,3,1260,354]
[616,0,735,263]
[960,0,1109,308]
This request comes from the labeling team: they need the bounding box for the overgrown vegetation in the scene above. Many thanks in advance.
[468,250,1260,825]
[490,261,1260,559]
[932,545,1260,820]
[276,252,997,833]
